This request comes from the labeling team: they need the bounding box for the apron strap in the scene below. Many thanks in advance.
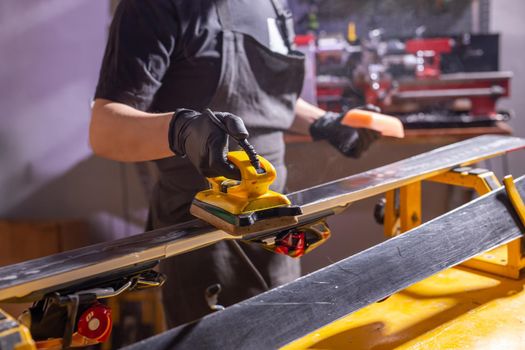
[216,0,234,31]
[269,0,296,51]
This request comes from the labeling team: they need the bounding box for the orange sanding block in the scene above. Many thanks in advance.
[342,109,405,138]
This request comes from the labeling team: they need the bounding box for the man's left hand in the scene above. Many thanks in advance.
[309,111,381,158]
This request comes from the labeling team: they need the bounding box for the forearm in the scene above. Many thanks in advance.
[289,98,325,135]
[89,98,174,162]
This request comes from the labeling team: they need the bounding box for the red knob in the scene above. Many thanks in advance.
[77,303,112,342]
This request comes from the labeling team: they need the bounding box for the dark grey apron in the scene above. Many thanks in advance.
[152,0,305,327]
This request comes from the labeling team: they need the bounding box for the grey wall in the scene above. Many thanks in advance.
[0,1,147,244]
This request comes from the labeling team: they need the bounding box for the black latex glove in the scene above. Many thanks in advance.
[168,109,248,179]
[309,111,381,158]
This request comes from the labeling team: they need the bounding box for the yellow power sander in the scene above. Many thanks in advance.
[190,110,302,236]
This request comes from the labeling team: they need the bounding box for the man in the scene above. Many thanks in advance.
[90,0,379,328]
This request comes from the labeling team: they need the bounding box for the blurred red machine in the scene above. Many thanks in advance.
[300,30,512,128]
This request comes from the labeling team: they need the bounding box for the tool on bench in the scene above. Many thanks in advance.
[189,109,303,236]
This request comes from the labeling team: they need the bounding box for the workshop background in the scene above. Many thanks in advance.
[0,0,524,274]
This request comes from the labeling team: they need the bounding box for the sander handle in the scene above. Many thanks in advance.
[204,109,264,173]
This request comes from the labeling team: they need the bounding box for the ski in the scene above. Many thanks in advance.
[0,135,523,303]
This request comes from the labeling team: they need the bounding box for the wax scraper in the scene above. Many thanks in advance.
[190,109,302,236]
[342,108,405,138]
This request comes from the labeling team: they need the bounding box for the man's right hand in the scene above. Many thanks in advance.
[168,109,248,180]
